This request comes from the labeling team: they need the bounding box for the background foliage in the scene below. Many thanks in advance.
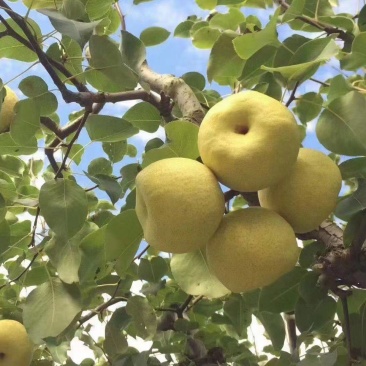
[0,0,366,365]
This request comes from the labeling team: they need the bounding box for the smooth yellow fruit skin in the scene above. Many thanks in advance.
[135,157,225,253]
[198,91,301,192]
[0,87,18,133]
[206,207,299,293]
[258,148,342,234]
[0,319,33,366]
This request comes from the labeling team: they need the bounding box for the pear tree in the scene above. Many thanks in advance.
[0,0,365,365]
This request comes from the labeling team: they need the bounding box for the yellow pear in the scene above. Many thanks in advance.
[0,86,18,133]
[198,91,301,192]
[0,319,33,366]
[258,148,342,233]
[206,207,299,293]
[135,157,225,253]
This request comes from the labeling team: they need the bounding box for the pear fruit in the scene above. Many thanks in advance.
[258,148,342,233]
[0,319,33,366]
[135,157,225,253]
[0,86,18,133]
[206,207,299,293]
[198,91,301,192]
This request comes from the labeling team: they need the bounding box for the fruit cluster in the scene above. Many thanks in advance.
[135,91,342,294]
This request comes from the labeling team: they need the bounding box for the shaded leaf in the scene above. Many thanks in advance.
[23,279,82,343]
[259,267,307,313]
[86,114,139,142]
[317,92,366,156]
[39,179,88,239]
[171,249,230,299]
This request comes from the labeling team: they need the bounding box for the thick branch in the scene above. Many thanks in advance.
[140,62,205,125]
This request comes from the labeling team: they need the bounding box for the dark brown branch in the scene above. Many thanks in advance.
[0,4,88,100]
[77,297,128,327]
[55,109,91,178]
[277,0,352,43]
[284,312,299,362]
[0,252,39,290]
[286,82,300,107]
[177,295,194,318]
[224,190,240,202]
[134,245,150,261]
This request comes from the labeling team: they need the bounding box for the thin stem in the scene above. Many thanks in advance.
[286,82,300,107]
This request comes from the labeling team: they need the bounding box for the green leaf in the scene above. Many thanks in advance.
[316,92,366,156]
[343,210,366,248]
[259,267,307,313]
[104,210,142,274]
[23,0,61,9]
[192,26,221,49]
[299,241,326,269]
[298,272,328,303]
[86,35,138,92]
[142,120,199,167]
[85,173,122,205]
[19,76,58,116]
[0,155,25,177]
[46,36,85,85]
[23,279,82,343]
[0,19,42,62]
[88,158,112,176]
[104,308,129,357]
[233,8,280,60]
[174,20,194,38]
[45,230,84,284]
[61,0,85,20]
[208,31,244,84]
[0,220,11,257]
[339,158,366,180]
[181,72,206,91]
[223,294,251,336]
[196,0,217,10]
[295,296,337,332]
[293,93,323,124]
[102,140,127,163]
[171,249,230,299]
[0,132,38,155]
[39,179,88,239]
[123,102,161,133]
[209,8,245,31]
[86,114,139,142]
[263,38,339,82]
[86,0,113,20]
[121,30,146,72]
[126,296,157,340]
[335,181,366,221]
[39,9,100,47]
[10,99,41,145]
[140,27,170,46]
[138,257,168,283]
[340,33,366,70]
[78,227,106,284]
[327,75,353,103]
[256,311,286,351]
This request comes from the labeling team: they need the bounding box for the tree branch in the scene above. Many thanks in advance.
[140,62,205,125]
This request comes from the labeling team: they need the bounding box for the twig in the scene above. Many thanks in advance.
[134,245,150,260]
[77,296,128,327]
[339,292,353,365]
[284,312,299,362]
[55,109,91,178]
[0,252,39,290]
[177,295,193,318]
[286,82,300,107]
[224,190,240,203]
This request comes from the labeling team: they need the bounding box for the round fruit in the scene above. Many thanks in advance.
[206,207,299,293]
[0,86,18,133]
[0,319,33,366]
[258,148,342,233]
[135,157,225,253]
[197,91,301,192]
